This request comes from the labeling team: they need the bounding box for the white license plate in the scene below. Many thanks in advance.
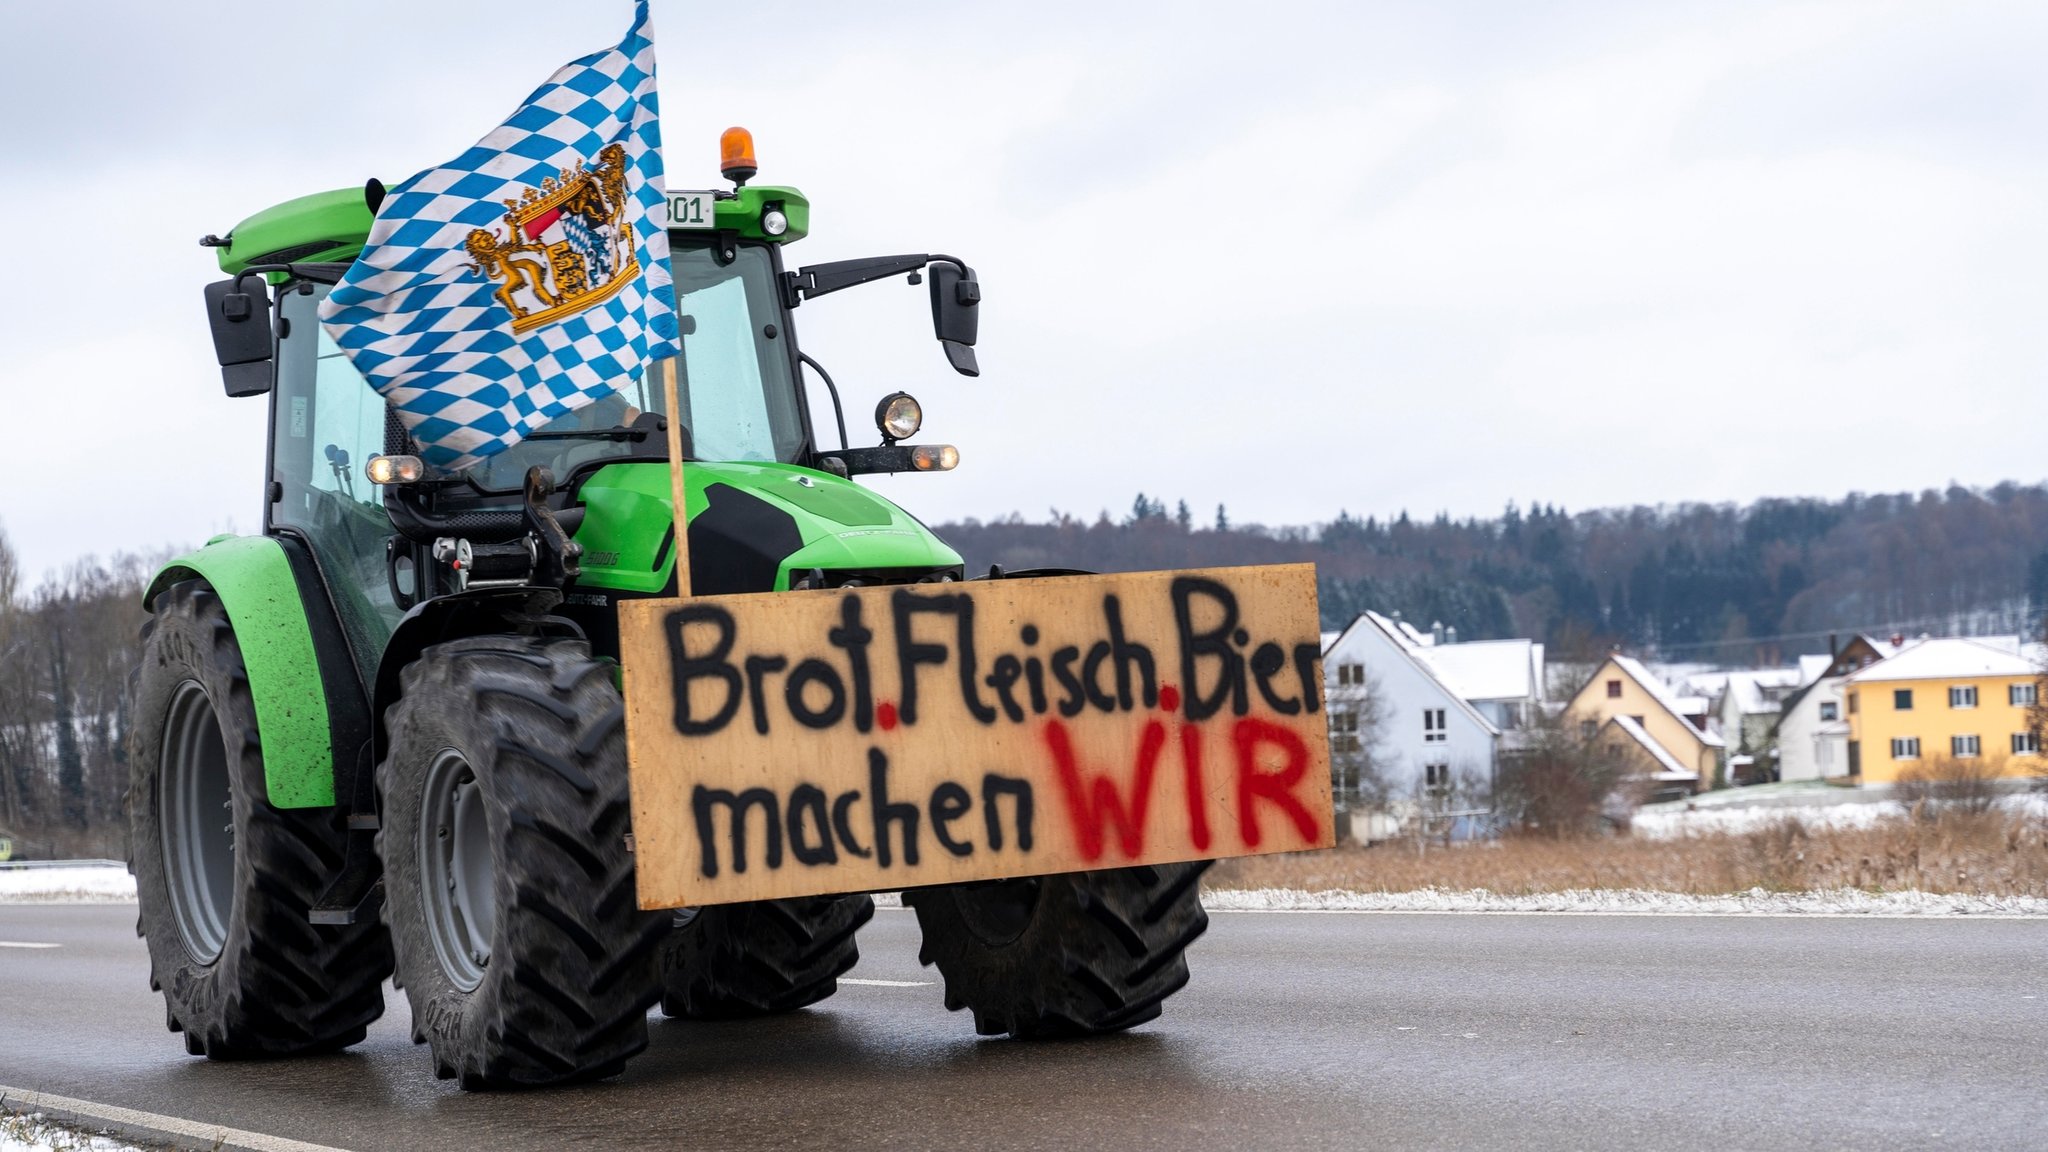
[662,191,716,230]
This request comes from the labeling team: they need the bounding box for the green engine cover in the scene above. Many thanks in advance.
[573,460,962,594]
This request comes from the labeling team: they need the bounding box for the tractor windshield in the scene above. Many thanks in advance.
[462,236,808,487]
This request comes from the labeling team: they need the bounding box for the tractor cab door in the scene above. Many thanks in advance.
[268,283,404,688]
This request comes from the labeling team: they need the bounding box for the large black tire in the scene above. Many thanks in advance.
[658,895,874,1019]
[378,635,665,1089]
[128,579,391,1058]
[904,862,1211,1038]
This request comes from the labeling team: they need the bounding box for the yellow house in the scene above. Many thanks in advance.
[1845,638,2047,783]
[1566,655,1724,786]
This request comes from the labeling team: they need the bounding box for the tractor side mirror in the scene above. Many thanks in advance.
[203,274,274,397]
[927,260,980,378]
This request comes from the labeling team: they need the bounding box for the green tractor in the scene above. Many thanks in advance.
[131,130,1209,1088]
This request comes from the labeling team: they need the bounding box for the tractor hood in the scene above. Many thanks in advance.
[570,460,962,596]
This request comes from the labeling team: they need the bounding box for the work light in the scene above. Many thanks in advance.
[877,392,922,443]
[366,454,425,485]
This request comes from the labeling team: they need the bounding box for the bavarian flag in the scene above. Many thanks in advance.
[318,1,680,472]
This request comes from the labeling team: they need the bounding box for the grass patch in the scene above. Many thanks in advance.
[1208,810,2048,898]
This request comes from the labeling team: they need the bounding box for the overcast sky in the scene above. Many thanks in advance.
[1,1,2042,583]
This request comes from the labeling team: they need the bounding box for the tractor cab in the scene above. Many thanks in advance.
[200,129,979,686]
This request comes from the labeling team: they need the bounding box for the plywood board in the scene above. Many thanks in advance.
[620,564,1333,909]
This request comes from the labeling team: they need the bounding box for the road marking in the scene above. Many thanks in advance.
[841,978,933,987]
[0,1085,350,1152]
[0,942,59,949]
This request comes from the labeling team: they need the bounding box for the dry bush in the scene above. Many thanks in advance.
[1495,712,1631,838]
[1208,809,2048,897]
[1895,754,2007,817]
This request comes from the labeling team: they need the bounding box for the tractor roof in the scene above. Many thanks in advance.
[214,183,808,276]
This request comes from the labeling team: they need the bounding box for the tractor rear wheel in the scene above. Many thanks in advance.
[658,895,874,1019]
[378,635,665,1089]
[904,862,1210,1038]
[128,579,391,1058]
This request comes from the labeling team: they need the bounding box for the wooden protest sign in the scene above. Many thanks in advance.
[618,563,1333,909]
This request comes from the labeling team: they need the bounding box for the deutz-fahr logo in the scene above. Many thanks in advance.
[464,143,640,332]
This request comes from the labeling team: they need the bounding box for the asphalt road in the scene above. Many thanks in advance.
[1,904,2043,1151]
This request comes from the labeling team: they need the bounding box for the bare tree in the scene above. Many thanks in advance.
[1495,708,1632,838]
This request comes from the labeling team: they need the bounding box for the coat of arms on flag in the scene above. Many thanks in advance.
[467,143,640,331]
[318,1,679,472]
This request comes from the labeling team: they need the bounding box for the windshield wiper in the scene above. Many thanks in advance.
[522,412,670,443]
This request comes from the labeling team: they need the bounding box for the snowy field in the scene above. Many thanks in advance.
[1632,792,2048,840]
[0,864,134,905]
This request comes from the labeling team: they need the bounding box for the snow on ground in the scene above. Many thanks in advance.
[1201,886,2048,916]
[0,1109,145,1152]
[0,864,135,904]
[1632,791,2048,840]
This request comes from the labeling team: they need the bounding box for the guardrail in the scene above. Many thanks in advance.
[0,859,127,870]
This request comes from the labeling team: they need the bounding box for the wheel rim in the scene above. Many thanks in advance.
[955,878,1041,948]
[160,680,235,966]
[420,748,495,992]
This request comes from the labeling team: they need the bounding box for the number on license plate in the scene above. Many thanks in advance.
[664,192,714,230]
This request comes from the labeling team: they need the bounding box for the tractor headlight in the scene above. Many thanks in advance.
[366,454,425,485]
[876,392,922,443]
[761,208,789,236]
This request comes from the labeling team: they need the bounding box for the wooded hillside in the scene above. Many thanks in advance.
[939,485,2048,662]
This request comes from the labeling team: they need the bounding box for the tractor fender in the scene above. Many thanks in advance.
[370,589,585,762]
[143,534,369,809]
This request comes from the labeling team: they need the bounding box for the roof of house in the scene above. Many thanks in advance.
[1846,637,2040,684]
[1605,655,1727,747]
[1798,654,1833,685]
[1604,715,1700,782]
[1415,639,1543,702]
[1722,668,1805,716]
[1325,612,1501,737]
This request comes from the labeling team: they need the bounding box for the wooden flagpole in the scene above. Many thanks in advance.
[661,365,691,596]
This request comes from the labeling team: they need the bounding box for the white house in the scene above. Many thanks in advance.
[1774,635,1915,782]
[1416,637,1546,739]
[1713,667,1806,781]
[1322,612,1508,841]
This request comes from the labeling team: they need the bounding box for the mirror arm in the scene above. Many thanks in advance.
[788,254,931,301]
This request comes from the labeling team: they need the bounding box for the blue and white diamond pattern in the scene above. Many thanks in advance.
[317,0,678,472]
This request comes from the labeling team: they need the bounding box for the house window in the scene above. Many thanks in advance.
[1424,763,1450,796]
[1949,686,1977,709]
[1423,709,1447,742]
[1580,720,1597,740]
[2011,683,2037,707]
[1952,734,1980,758]
[1849,692,1858,715]
[1606,679,1622,699]
[1330,710,1359,754]
[1890,737,1920,760]
[1893,689,1913,711]
[1337,663,1364,687]
[1819,701,1839,722]
[2013,732,2040,755]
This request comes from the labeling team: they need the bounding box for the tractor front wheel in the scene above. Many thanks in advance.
[129,579,391,1058]
[378,635,665,1089]
[904,862,1210,1038]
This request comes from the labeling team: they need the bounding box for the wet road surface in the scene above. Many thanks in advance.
[1,904,2043,1150]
